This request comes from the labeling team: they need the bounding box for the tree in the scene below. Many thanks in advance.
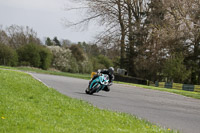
[5,25,41,49]
[158,0,200,84]
[69,44,93,73]
[133,0,169,80]
[178,0,200,84]
[78,59,93,73]
[163,53,191,83]
[45,37,53,46]
[77,42,100,57]
[64,0,126,68]
[17,43,41,67]
[65,0,151,75]
[97,55,114,69]
[65,0,200,83]
[116,0,126,69]
[53,37,61,46]
[48,46,72,71]
[0,43,18,66]
[39,46,52,70]
[61,39,72,48]
[0,26,9,45]
[70,44,85,61]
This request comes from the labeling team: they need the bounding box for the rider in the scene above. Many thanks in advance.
[89,67,115,92]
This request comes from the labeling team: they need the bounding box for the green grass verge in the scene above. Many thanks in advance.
[0,66,91,80]
[0,69,176,133]
[115,81,200,100]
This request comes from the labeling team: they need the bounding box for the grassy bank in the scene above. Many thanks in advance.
[0,69,175,132]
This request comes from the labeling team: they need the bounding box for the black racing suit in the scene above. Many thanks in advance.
[89,69,114,92]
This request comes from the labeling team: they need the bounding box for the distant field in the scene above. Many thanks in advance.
[0,69,175,133]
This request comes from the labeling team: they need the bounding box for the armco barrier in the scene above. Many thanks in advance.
[172,83,182,90]
[164,82,173,88]
[150,82,200,92]
[182,84,194,91]
[114,74,147,85]
[159,82,165,88]
[149,81,155,87]
[155,81,159,87]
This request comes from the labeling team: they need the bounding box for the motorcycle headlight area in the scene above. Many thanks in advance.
[102,81,109,85]
[104,75,109,80]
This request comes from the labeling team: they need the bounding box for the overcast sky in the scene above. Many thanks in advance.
[0,0,102,43]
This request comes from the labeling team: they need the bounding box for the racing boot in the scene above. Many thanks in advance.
[87,80,92,91]
[102,86,110,92]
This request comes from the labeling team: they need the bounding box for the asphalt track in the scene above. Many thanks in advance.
[30,72,200,133]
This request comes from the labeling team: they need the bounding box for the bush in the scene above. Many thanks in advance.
[78,59,93,74]
[69,57,79,73]
[114,74,147,85]
[0,43,18,66]
[163,53,191,83]
[17,43,52,70]
[97,55,113,68]
[48,46,93,73]
[39,47,52,70]
[17,43,41,67]
[70,45,85,61]
[90,55,113,71]
[48,46,72,72]
[20,61,30,66]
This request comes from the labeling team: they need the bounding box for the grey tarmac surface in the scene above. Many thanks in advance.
[30,72,200,133]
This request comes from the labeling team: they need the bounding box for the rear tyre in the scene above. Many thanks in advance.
[89,84,99,95]
[85,89,89,94]
[86,82,99,95]
[85,88,94,95]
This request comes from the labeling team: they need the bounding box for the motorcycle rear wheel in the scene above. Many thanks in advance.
[85,89,90,94]
[85,88,94,95]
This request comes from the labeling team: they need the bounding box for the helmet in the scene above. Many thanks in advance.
[108,67,114,75]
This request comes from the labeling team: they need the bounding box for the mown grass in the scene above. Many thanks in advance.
[0,69,176,133]
[115,81,200,100]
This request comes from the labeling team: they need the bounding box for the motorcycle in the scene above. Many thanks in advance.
[85,73,110,95]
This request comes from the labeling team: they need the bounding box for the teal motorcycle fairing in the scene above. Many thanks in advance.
[88,74,109,94]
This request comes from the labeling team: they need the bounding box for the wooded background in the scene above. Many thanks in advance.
[1,0,200,85]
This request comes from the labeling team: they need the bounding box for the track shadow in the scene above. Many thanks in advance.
[75,92,107,97]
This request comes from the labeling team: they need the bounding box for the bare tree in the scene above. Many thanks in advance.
[64,0,200,83]
[0,26,9,45]
[64,0,128,67]
[5,25,41,49]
